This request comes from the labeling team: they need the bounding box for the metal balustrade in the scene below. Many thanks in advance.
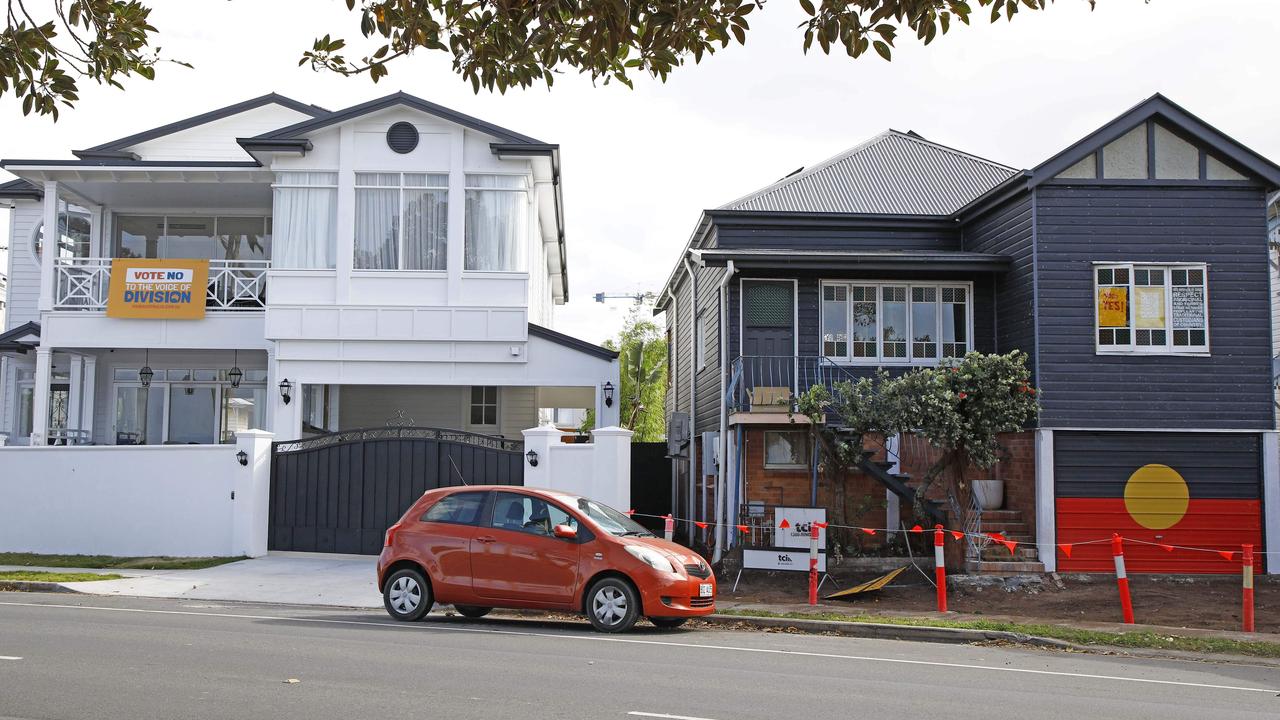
[726,355,866,413]
[53,258,269,311]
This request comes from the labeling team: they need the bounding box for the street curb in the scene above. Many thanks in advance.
[0,581,81,594]
[703,613,1074,649]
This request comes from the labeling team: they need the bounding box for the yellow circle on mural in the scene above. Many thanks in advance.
[1124,463,1190,530]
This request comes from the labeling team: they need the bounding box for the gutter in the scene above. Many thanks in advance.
[491,143,569,303]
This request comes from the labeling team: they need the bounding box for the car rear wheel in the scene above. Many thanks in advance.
[383,568,433,622]
[586,577,640,633]
[649,617,688,629]
[453,605,492,619]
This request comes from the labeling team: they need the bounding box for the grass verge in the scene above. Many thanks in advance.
[715,608,1280,659]
[0,553,245,571]
[0,570,125,582]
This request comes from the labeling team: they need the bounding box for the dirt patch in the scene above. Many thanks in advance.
[722,568,1279,634]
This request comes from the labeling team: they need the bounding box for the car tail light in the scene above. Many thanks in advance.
[384,522,403,547]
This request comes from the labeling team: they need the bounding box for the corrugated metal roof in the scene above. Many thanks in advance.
[721,131,1017,216]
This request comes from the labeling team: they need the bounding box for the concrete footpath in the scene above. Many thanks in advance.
[1,553,381,608]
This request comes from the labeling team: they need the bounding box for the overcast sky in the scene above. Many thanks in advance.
[1,0,1276,344]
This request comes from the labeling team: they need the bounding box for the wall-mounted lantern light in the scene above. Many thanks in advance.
[236,450,248,466]
[228,350,243,388]
[526,449,539,467]
[603,381,615,408]
[139,349,153,388]
[279,378,293,405]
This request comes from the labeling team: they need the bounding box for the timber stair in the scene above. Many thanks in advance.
[963,508,1046,575]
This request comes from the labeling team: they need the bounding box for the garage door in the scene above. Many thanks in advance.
[269,427,524,555]
[1054,431,1264,573]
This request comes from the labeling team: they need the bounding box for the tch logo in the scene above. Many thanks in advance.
[776,554,793,563]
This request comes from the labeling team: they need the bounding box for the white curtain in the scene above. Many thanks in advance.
[273,172,337,269]
[403,188,447,270]
[355,186,399,269]
[465,174,527,271]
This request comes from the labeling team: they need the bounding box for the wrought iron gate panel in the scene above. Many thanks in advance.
[269,427,524,554]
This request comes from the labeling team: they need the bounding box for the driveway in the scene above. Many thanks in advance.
[33,553,381,608]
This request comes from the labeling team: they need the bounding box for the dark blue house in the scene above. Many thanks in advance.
[658,95,1280,574]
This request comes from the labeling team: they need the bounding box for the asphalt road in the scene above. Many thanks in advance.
[1,592,1277,720]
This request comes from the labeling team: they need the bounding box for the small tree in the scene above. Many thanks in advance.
[602,312,668,442]
[796,350,1038,527]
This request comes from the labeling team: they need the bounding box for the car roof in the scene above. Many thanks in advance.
[427,485,582,503]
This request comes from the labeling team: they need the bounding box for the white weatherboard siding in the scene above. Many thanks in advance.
[4,202,41,330]
[333,384,537,439]
[127,104,317,161]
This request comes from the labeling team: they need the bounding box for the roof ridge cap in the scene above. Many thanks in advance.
[717,130,895,209]
[883,129,1016,172]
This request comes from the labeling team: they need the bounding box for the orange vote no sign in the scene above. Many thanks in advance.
[106,259,209,320]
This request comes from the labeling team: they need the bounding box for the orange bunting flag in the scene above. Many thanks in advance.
[860,527,877,536]
[988,531,1007,541]
[950,530,964,541]
[736,525,750,533]
[694,521,708,530]
[778,519,791,529]
[1218,550,1235,561]
[910,525,923,533]
[815,522,829,529]
[1158,544,1175,553]
[625,509,636,517]
[1001,540,1019,555]
[1057,543,1073,558]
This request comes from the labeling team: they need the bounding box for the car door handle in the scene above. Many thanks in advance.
[475,536,496,544]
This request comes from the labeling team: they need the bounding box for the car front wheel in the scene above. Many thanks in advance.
[383,568,433,622]
[586,577,640,633]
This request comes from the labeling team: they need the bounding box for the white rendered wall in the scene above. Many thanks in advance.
[522,425,633,511]
[0,431,273,557]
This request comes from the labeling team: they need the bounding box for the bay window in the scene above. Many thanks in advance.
[355,172,448,270]
[821,281,971,364]
[1095,263,1209,354]
[465,174,528,272]
[273,171,338,269]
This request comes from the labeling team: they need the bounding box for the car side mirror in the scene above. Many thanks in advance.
[553,524,577,540]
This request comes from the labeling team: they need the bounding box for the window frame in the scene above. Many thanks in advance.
[1093,261,1210,356]
[819,280,974,366]
[463,172,532,274]
[271,171,339,269]
[763,429,810,469]
[111,214,272,260]
[468,385,500,430]
[353,171,449,272]
[489,491,579,538]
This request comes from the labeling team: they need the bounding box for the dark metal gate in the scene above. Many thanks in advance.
[269,427,524,555]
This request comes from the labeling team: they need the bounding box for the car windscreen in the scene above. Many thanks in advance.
[576,498,653,537]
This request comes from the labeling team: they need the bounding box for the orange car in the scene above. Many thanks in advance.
[377,485,715,632]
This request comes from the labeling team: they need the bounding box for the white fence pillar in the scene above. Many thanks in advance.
[30,347,52,446]
[591,426,634,512]
[233,429,275,558]
[1263,431,1279,575]
[521,424,563,490]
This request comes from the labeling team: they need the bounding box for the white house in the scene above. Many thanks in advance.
[0,92,625,557]
[0,91,620,446]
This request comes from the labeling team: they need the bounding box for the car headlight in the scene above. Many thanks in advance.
[624,545,678,573]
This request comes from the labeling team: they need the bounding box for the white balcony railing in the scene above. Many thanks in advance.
[54,258,270,311]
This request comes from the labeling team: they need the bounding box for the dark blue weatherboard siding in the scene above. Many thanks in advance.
[961,192,1037,370]
[714,223,960,252]
[1054,431,1261,499]
[1034,184,1273,430]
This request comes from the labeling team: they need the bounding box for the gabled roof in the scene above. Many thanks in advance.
[0,178,42,200]
[528,323,618,360]
[250,91,546,145]
[0,321,40,354]
[720,130,1017,216]
[1028,93,1280,188]
[74,93,327,159]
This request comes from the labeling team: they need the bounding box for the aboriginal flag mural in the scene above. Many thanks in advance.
[1054,432,1264,574]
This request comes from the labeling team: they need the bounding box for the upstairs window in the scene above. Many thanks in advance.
[354,172,448,270]
[113,215,271,261]
[32,201,92,260]
[1095,263,1209,354]
[821,281,970,364]
[465,174,528,272]
[273,172,337,269]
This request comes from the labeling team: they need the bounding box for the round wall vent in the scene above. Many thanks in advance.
[387,122,419,154]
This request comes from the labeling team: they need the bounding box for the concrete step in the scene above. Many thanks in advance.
[981,547,1040,562]
[965,560,1046,575]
